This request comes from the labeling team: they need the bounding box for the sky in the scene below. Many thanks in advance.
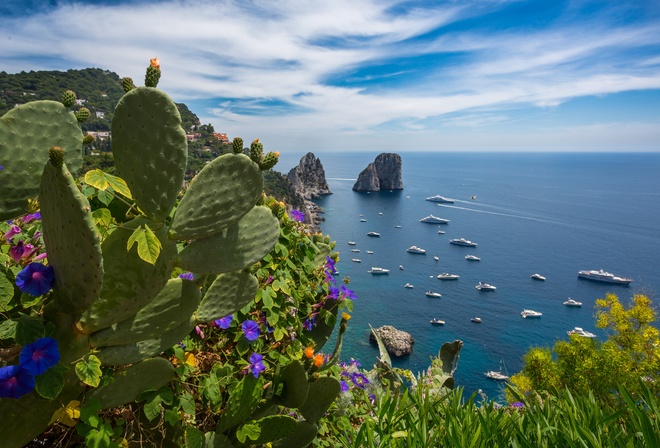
[1,0,660,153]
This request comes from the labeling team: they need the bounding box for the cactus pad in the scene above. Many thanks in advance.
[272,421,318,448]
[169,154,263,240]
[75,107,90,122]
[240,415,297,445]
[90,278,201,347]
[0,100,83,220]
[40,158,103,317]
[112,87,187,222]
[194,271,258,323]
[78,217,177,333]
[87,357,175,409]
[273,360,309,408]
[177,205,279,274]
[298,377,340,424]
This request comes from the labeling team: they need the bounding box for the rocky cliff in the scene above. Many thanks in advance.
[352,153,403,192]
[369,325,414,357]
[287,152,332,228]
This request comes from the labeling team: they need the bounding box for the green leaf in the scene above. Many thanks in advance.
[184,426,205,448]
[236,422,261,443]
[75,355,103,387]
[0,272,16,312]
[15,314,45,345]
[126,224,162,265]
[0,319,17,340]
[97,189,114,206]
[82,185,96,197]
[92,208,113,228]
[143,395,162,421]
[20,292,42,308]
[84,169,133,199]
[35,363,67,399]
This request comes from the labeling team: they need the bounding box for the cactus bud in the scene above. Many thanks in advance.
[145,58,161,88]
[61,90,76,108]
[49,146,65,168]
[232,137,244,154]
[122,77,135,93]
[82,134,95,145]
[259,151,279,170]
[249,139,264,164]
[75,107,90,122]
[323,235,331,245]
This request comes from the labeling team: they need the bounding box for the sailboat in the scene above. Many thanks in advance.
[484,359,509,380]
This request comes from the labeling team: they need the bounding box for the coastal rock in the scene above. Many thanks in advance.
[369,325,414,357]
[286,152,332,229]
[353,153,403,192]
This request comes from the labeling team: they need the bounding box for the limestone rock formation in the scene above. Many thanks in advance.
[287,152,332,229]
[353,153,403,192]
[369,325,414,357]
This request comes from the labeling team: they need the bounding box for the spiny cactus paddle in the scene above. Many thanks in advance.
[194,270,258,323]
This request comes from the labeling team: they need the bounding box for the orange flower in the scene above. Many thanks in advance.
[274,151,280,157]
[304,346,314,359]
[150,57,160,69]
[314,354,324,367]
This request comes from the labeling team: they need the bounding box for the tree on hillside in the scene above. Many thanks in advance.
[509,293,659,403]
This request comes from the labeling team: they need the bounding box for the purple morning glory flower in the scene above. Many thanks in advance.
[214,314,233,329]
[195,325,205,339]
[3,225,21,240]
[325,256,335,269]
[10,241,26,263]
[178,272,194,281]
[0,365,35,399]
[290,209,305,222]
[341,285,357,301]
[510,402,524,409]
[19,337,60,375]
[247,353,266,378]
[328,285,340,300]
[340,380,349,392]
[15,263,55,296]
[22,212,41,223]
[33,252,47,261]
[242,320,260,341]
[302,316,316,331]
[350,372,370,389]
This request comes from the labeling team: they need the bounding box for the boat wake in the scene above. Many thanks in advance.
[438,204,563,225]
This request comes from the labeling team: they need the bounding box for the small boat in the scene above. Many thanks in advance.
[351,258,361,263]
[465,255,481,261]
[470,196,477,200]
[394,225,402,228]
[348,241,356,246]
[366,250,374,254]
[430,318,445,325]
[378,212,383,215]
[368,267,390,275]
[577,269,633,285]
[419,214,450,224]
[471,317,482,323]
[425,195,454,203]
[426,291,442,298]
[404,283,414,289]
[563,298,582,307]
[531,273,546,281]
[407,245,427,254]
[359,219,367,222]
[567,327,596,338]
[437,230,445,234]
[485,371,509,381]
[450,238,477,247]
[437,273,459,280]
[434,256,439,261]
[399,265,404,270]
[351,249,360,252]
[367,232,380,237]
[521,309,542,318]
[475,282,496,291]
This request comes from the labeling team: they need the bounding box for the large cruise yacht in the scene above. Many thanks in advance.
[578,269,633,285]
[425,195,454,204]
[406,246,427,254]
[450,238,478,247]
[419,215,450,224]
[368,267,390,275]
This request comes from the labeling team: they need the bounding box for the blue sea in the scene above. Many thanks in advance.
[278,151,660,401]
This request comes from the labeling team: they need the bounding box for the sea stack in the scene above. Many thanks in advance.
[369,325,414,357]
[287,152,332,228]
[353,153,403,192]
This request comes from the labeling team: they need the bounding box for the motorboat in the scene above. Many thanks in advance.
[437,230,445,234]
[521,309,542,318]
[407,245,427,254]
[394,225,402,228]
[465,255,481,261]
[368,267,390,275]
[450,238,477,247]
[351,258,361,263]
[567,327,596,338]
[348,241,356,245]
[359,219,367,222]
[404,283,414,289]
[425,195,454,204]
[378,212,383,215]
[426,291,442,298]
[475,282,496,291]
[578,269,633,285]
[419,214,450,224]
[437,273,459,280]
[471,317,482,323]
[485,371,509,381]
[563,298,582,307]
[434,256,439,261]
[399,265,404,270]
[430,318,445,325]
[470,196,477,200]
[366,250,374,254]
[367,232,381,237]
[531,273,546,281]
[351,249,360,252]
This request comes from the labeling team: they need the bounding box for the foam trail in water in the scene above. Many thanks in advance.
[438,204,564,225]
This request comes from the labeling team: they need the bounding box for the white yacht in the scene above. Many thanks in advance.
[437,273,460,280]
[394,225,402,228]
[430,318,445,325]
[351,258,361,263]
[426,195,454,203]
[434,256,439,261]
[368,267,390,275]
[485,371,509,381]
[351,249,360,252]
[366,250,374,254]
[465,255,481,261]
[404,283,414,289]
[521,309,543,318]
[407,245,427,254]
[359,218,367,222]
[419,215,450,224]
[471,317,482,323]
[425,291,442,298]
[578,269,633,285]
[367,232,381,237]
[475,282,496,291]
[563,298,582,307]
[567,327,596,338]
[531,273,546,281]
[450,238,477,247]
[348,241,356,246]
[399,265,404,270]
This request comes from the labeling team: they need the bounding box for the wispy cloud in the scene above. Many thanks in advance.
[0,0,658,150]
